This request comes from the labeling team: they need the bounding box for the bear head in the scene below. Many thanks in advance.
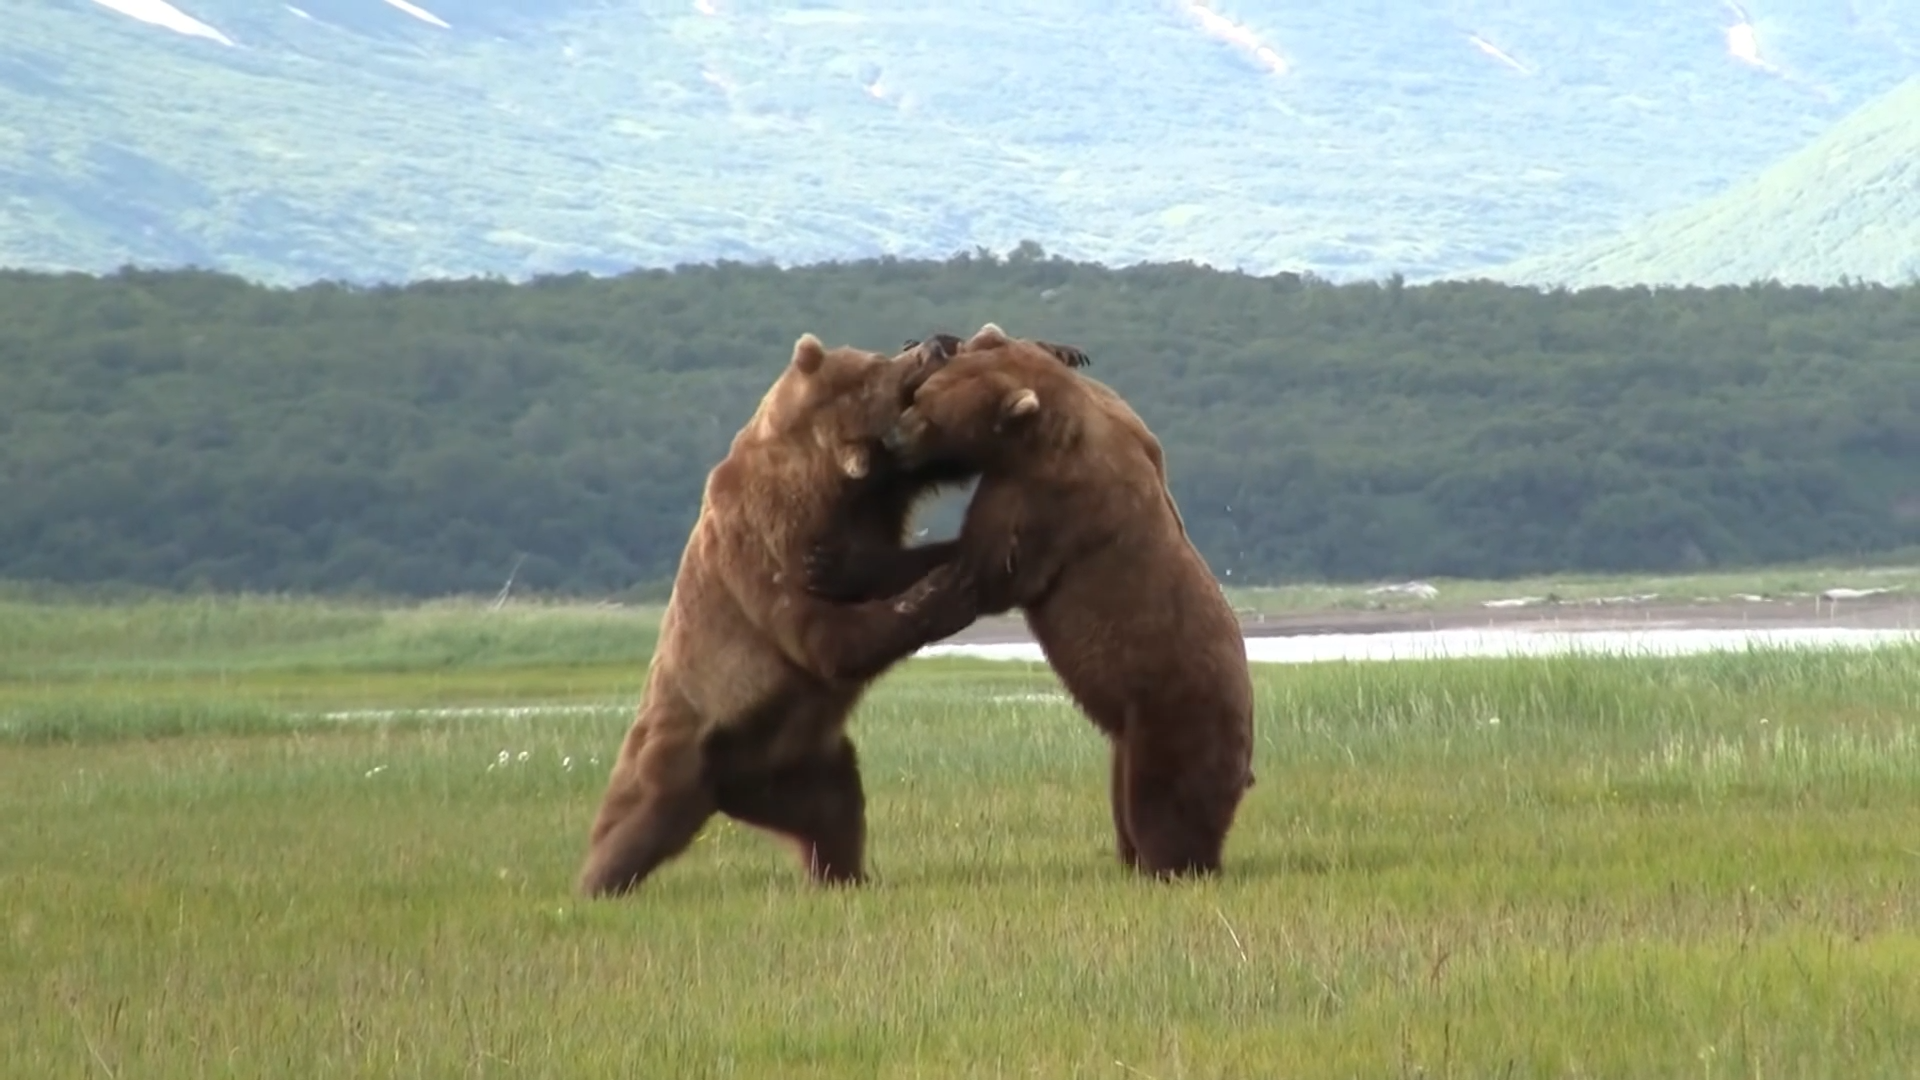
[747,332,942,484]
[880,323,1078,472]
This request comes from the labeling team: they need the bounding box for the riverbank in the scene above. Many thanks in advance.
[940,590,1920,645]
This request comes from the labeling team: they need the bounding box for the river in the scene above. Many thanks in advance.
[919,625,1920,665]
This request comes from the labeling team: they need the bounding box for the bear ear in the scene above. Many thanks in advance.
[1037,341,1092,369]
[1000,387,1041,424]
[838,443,870,480]
[965,322,1012,350]
[898,332,962,364]
[792,333,827,375]
[924,332,964,361]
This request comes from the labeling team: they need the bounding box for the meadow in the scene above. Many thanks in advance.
[3,589,1919,1078]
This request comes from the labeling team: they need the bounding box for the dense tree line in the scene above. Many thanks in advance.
[1,250,1916,597]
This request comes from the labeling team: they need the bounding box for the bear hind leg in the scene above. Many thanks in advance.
[1123,741,1236,880]
[1108,739,1139,870]
[713,735,869,886]
[578,732,717,897]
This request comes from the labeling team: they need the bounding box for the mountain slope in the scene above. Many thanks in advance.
[2,1,1916,285]
[1495,76,1920,287]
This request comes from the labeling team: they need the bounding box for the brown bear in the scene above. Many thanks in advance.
[578,330,1088,897]
[806,324,1255,879]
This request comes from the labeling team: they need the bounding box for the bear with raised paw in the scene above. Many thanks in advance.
[579,330,1090,897]
[576,333,971,897]
[807,324,1255,879]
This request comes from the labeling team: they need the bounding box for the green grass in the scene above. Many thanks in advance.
[4,592,1920,1075]
[0,592,662,743]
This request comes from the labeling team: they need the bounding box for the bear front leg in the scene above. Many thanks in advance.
[804,538,960,604]
[578,731,717,897]
[713,735,868,885]
[797,563,983,682]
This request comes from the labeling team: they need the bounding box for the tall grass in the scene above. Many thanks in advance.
[3,596,1918,1075]
[0,593,663,742]
[0,592,663,677]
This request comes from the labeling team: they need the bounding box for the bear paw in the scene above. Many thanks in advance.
[803,540,870,603]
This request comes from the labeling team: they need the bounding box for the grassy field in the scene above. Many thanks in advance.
[4,590,1920,1077]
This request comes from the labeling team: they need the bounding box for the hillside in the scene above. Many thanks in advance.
[2,1,1916,285]
[1497,76,1920,287]
[1,261,1916,597]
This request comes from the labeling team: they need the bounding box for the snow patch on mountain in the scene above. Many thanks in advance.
[1181,1,1287,76]
[89,0,233,46]
[1467,33,1531,74]
[380,0,450,30]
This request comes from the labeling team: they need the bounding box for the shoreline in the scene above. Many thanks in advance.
[938,593,1920,646]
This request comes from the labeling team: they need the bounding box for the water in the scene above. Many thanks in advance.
[299,625,1920,726]
[919,626,1920,665]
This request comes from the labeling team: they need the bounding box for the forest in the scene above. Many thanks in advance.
[1,248,1915,598]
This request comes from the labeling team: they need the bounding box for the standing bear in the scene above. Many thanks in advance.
[807,324,1255,878]
[578,330,1090,897]
[577,334,967,896]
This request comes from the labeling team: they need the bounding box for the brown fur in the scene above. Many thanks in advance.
[576,334,973,897]
[807,324,1255,878]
